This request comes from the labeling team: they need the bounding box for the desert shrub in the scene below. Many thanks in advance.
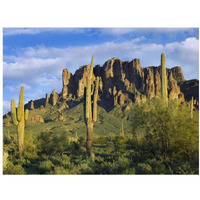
[173,162,197,174]
[94,136,108,144]
[4,159,26,175]
[114,136,127,152]
[24,131,36,154]
[53,166,70,174]
[100,161,113,174]
[17,157,31,167]
[111,156,131,174]
[78,136,86,146]
[23,151,39,160]
[3,136,12,145]
[137,163,152,174]
[94,156,105,164]
[39,160,54,174]
[146,158,171,174]
[37,131,70,155]
[79,161,94,174]
[132,98,199,173]
[122,167,136,174]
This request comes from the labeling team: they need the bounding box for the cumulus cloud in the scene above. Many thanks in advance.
[3,36,199,85]
[3,36,199,114]
[164,37,199,79]
[165,37,199,65]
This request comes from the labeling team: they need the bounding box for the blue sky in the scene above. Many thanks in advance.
[3,28,199,114]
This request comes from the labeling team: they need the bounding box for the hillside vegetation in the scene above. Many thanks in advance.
[3,99,199,174]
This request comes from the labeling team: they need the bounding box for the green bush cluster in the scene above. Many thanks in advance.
[3,98,199,174]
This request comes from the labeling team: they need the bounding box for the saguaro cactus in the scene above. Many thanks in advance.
[30,100,34,110]
[84,55,99,158]
[191,96,193,119]
[161,53,168,106]
[11,86,28,157]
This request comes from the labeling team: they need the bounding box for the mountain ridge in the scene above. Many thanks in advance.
[4,57,199,116]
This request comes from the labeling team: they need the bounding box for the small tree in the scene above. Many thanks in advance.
[132,98,199,163]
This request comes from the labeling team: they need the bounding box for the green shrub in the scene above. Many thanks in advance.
[3,136,12,145]
[132,98,199,171]
[24,131,36,153]
[39,160,54,174]
[122,167,136,174]
[53,166,70,174]
[4,162,26,174]
[137,163,152,174]
[114,136,127,152]
[37,132,70,155]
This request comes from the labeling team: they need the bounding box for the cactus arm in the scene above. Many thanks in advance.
[89,55,94,77]
[17,86,24,121]
[92,77,99,123]
[11,99,19,126]
[85,76,91,124]
[24,109,29,121]
[91,84,94,95]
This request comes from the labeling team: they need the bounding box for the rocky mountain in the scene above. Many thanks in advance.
[22,57,199,111]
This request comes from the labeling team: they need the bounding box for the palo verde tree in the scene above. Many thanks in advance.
[11,86,29,157]
[83,55,99,159]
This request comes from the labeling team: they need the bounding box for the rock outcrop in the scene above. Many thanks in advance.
[171,66,185,82]
[62,69,71,99]
[178,79,199,108]
[28,115,44,123]
[45,93,49,107]
[57,57,197,108]
[30,100,34,110]
[18,57,198,114]
[50,89,59,106]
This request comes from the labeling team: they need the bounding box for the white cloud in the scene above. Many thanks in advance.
[165,37,199,65]
[5,83,31,93]
[3,36,199,105]
[99,28,197,37]
[4,28,197,38]
[3,28,90,36]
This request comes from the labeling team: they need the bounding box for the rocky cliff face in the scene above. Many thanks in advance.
[59,57,187,107]
[22,57,198,112]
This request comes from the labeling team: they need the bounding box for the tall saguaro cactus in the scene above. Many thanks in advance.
[84,55,99,158]
[11,86,28,157]
[161,53,168,106]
